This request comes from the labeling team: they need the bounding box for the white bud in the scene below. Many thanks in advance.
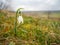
[17,16,23,24]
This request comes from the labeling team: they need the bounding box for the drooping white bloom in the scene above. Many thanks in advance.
[17,16,23,24]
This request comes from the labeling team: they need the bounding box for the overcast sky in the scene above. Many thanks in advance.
[1,0,60,11]
[11,0,60,11]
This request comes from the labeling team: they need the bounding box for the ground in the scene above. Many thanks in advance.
[0,10,60,45]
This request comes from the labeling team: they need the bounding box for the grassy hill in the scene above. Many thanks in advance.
[0,10,60,45]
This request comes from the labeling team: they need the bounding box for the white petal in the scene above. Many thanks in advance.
[17,16,23,24]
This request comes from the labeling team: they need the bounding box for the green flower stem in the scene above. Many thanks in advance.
[14,8,23,37]
[14,10,17,36]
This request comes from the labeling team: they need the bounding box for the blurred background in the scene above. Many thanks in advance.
[0,0,60,45]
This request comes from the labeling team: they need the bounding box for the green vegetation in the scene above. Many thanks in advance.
[0,11,60,45]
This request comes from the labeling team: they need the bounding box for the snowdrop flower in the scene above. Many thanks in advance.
[17,16,23,24]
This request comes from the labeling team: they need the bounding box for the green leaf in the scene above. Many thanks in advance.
[9,41,15,45]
